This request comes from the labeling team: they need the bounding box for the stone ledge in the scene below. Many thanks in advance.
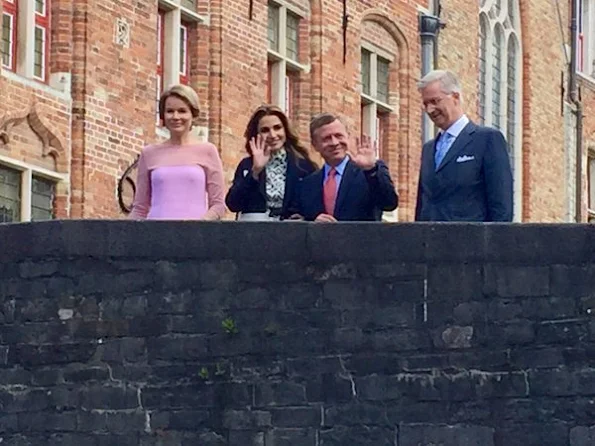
[0,220,593,265]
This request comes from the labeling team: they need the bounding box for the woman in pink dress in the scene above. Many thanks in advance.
[130,84,226,220]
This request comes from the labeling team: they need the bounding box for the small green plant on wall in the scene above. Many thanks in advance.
[221,317,239,335]
[215,362,226,377]
[198,367,209,380]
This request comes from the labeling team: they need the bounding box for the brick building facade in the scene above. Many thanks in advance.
[0,0,594,222]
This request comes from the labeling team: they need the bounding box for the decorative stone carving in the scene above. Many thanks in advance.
[114,18,131,48]
[0,103,67,165]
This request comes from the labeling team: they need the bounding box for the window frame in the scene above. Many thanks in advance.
[266,0,308,119]
[1,0,52,84]
[285,10,299,62]
[33,0,49,82]
[0,163,22,223]
[30,173,55,221]
[359,41,396,222]
[2,0,18,72]
[360,41,394,155]
[0,155,65,223]
[578,0,595,78]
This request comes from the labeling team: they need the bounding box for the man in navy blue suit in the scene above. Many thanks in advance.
[415,70,513,222]
[298,112,398,222]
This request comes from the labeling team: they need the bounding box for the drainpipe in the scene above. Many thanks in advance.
[431,0,441,67]
[569,0,583,222]
[419,13,442,144]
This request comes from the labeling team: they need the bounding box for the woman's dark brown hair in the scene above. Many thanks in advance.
[243,105,317,170]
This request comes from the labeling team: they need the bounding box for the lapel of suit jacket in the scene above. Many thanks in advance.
[282,151,297,210]
[333,159,356,216]
[311,168,325,213]
[436,122,476,172]
[256,161,266,196]
[422,139,437,179]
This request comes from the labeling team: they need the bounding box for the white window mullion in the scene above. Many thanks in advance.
[511,35,523,222]
[362,102,377,142]
[370,53,378,102]
[500,32,510,141]
[284,72,291,115]
[163,8,182,88]
[370,103,379,153]
[278,6,287,58]
[369,54,379,144]
[18,0,36,78]
[271,59,286,110]
[278,7,288,111]
[483,26,494,127]
[21,169,32,222]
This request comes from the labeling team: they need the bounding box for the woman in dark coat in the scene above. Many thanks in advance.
[226,105,317,220]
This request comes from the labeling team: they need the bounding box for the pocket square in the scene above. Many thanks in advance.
[243,169,249,177]
[456,155,475,163]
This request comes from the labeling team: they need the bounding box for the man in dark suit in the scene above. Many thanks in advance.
[298,112,398,222]
[415,70,513,222]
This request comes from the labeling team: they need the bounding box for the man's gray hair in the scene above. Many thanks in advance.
[417,70,462,95]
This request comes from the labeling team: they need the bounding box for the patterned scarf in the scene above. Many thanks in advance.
[265,148,287,211]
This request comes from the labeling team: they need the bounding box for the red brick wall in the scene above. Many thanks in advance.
[1,0,594,222]
[69,0,156,218]
[518,0,568,221]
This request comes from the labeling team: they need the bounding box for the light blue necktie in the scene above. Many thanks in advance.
[434,132,453,170]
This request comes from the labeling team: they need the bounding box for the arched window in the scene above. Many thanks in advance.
[491,25,503,130]
[478,16,488,124]
[360,17,403,221]
[360,20,398,163]
[478,0,522,219]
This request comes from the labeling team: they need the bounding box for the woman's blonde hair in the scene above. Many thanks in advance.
[158,84,201,125]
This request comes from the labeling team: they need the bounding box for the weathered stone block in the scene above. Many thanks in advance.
[319,426,395,446]
[222,410,271,429]
[255,382,307,407]
[265,428,317,446]
[484,265,550,298]
[269,406,321,427]
[399,424,495,446]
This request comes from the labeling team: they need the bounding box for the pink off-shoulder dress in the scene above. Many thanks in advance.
[129,142,226,220]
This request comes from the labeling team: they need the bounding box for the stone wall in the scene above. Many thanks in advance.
[0,221,594,445]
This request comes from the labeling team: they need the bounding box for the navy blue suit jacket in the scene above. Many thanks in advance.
[415,121,513,222]
[225,151,316,219]
[298,159,398,221]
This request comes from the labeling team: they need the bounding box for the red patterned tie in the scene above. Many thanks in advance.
[323,167,337,215]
